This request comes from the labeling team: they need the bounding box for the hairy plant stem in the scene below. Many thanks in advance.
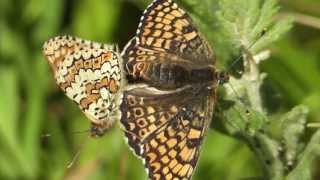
[242,48,265,113]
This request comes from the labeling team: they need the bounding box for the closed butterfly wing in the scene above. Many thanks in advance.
[121,85,216,180]
[43,36,122,137]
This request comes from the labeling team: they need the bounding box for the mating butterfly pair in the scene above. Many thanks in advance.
[43,0,219,179]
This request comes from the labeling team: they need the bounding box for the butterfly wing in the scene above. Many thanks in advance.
[136,0,213,62]
[122,0,215,89]
[120,85,215,179]
[43,36,122,136]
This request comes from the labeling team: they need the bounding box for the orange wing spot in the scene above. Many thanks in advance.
[167,128,176,137]
[179,164,192,177]
[174,20,186,30]
[188,129,201,139]
[153,174,161,180]
[180,147,196,161]
[168,159,178,169]
[150,139,159,148]
[150,162,161,172]
[128,122,135,130]
[93,57,102,69]
[75,59,84,70]
[64,74,74,84]
[158,11,165,17]
[163,32,174,39]
[162,19,171,25]
[80,94,100,109]
[157,132,168,143]
[159,115,167,124]
[158,145,167,155]
[148,124,157,132]
[147,152,157,163]
[184,31,198,41]
[163,7,170,13]
[172,163,183,174]
[102,52,112,63]
[146,37,155,46]
[161,155,170,164]
[171,10,183,17]
[166,173,173,180]
[168,149,177,158]
[147,115,156,123]
[164,14,175,20]
[143,28,152,36]
[163,25,172,31]
[109,79,119,93]
[166,138,177,148]
[59,82,69,91]
[170,106,178,113]
[146,16,153,21]
[155,17,162,23]
[96,77,109,89]
[147,106,156,114]
[153,30,162,37]
[68,66,77,75]
[153,39,165,48]
[85,83,95,94]
[163,1,170,6]
[84,59,92,69]
[164,40,172,49]
[155,5,163,10]
[155,23,164,29]
[149,10,156,16]
[187,166,194,177]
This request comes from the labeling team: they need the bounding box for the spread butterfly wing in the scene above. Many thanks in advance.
[43,36,122,135]
[122,0,215,88]
[120,85,195,155]
[120,85,215,180]
[123,38,208,89]
[136,0,214,62]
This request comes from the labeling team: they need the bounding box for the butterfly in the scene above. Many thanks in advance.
[120,0,218,179]
[43,35,123,137]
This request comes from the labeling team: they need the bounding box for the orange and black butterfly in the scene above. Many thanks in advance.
[43,36,123,137]
[120,0,219,179]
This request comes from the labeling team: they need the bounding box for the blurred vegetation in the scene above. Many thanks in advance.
[0,0,320,180]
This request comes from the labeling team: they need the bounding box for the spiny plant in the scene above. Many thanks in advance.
[175,0,320,179]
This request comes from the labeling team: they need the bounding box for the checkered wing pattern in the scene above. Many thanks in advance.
[43,35,122,136]
[122,0,215,89]
[121,85,215,180]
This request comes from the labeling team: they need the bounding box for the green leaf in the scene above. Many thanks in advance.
[286,130,320,180]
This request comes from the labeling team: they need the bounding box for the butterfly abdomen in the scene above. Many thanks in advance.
[147,62,216,89]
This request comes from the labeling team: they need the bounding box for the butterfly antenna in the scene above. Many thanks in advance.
[41,129,90,139]
[66,135,90,169]
[222,29,268,114]
[226,28,267,73]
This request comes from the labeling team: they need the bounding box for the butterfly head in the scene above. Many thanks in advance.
[216,71,230,85]
[90,123,109,138]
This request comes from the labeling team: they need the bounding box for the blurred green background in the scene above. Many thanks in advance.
[0,0,320,179]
